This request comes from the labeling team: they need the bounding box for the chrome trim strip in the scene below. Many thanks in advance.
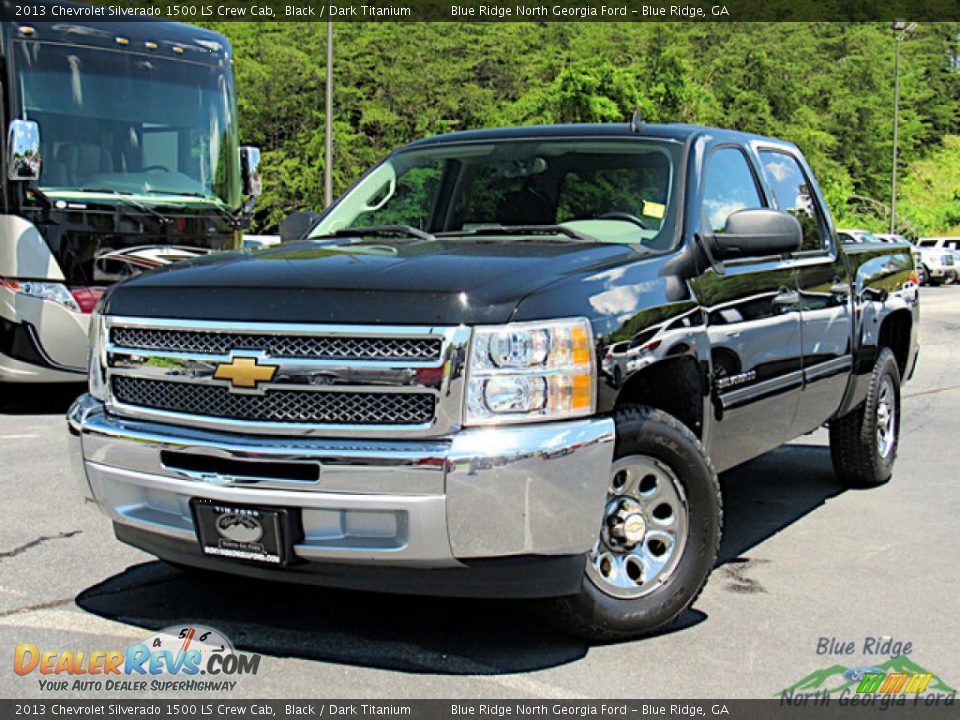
[73,401,448,494]
[105,315,450,340]
[112,377,441,397]
[108,351,444,371]
[719,370,804,410]
[804,355,853,383]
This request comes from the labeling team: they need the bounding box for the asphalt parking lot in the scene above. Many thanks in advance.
[1,287,958,700]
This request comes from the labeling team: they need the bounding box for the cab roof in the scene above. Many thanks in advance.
[405,123,796,150]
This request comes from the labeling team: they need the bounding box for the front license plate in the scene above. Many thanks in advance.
[191,500,289,565]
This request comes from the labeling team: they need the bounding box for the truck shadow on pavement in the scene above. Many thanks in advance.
[75,442,844,674]
[0,383,85,415]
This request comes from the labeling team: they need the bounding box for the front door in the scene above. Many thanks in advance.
[692,146,803,472]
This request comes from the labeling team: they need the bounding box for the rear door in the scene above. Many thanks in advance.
[757,148,853,435]
[692,146,803,472]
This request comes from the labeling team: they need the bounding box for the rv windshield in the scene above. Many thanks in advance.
[311,138,682,249]
[15,41,240,207]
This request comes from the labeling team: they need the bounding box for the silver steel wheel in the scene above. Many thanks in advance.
[586,455,689,599]
[876,375,897,459]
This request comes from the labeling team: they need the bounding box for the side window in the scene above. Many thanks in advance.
[759,150,825,251]
[701,147,764,233]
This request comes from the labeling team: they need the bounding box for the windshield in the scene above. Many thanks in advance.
[16,41,240,207]
[312,139,682,249]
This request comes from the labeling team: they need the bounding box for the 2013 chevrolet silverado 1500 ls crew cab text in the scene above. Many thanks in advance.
[68,124,919,639]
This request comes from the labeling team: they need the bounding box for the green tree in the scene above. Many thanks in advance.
[200,21,960,234]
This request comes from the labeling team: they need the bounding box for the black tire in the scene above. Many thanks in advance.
[547,406,722,641]
[613,366,623,388]
[829,347,901,488]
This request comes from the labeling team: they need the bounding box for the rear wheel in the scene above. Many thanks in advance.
[829,347,901,488]
[548,407,721,641]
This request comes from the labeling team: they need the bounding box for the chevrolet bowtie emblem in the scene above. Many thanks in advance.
[214,356,278,390]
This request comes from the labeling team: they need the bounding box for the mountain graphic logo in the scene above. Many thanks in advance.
[780,655,955,697]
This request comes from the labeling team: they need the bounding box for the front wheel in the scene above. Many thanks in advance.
[547,407,722,641]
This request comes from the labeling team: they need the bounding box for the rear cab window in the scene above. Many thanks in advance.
[758,149,827,252]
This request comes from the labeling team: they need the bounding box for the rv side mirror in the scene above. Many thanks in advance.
[240,145,262,198]
[7,120,41,182]
[279,211,321,243]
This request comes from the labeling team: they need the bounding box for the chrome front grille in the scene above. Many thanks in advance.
[103,318,471,437]
[112,376,436,425]
[110,326,442,361]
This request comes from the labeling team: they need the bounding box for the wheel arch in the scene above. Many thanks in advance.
[878,308,913,376]
[613,355,705,438]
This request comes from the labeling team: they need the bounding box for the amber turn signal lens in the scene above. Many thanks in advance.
[571,373,592,411]
[571,325,591,366]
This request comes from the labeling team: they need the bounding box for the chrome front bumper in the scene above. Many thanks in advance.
[68,395,615,570]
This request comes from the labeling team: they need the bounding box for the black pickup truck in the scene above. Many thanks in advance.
[68,124,919,639]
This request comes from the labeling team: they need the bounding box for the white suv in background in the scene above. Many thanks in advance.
[915,237,959,285]
[837,228,882,245]
[876,233,926,284]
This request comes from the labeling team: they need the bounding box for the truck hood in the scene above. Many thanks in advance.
[103,238,638,324]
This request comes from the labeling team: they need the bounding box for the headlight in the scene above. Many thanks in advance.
[0,279,81,312]
[465,318,595,426]
[87,308,107,401]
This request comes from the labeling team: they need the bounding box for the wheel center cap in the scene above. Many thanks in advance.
[621,513,647,544]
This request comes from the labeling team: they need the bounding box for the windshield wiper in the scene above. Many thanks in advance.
[145,189,219,201]
[315,224,436,242]
[437,224,599,243]
[78,187,171,226]
[142,189,241,229]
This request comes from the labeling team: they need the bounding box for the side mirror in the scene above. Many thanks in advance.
[240,146,262,198]
[707,209,802,260]
[7,120,41,182]
[279,210,321,243]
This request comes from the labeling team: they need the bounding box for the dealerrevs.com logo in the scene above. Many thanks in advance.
[14,625,261,693]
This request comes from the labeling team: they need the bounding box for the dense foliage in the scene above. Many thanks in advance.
[203,21,960,235]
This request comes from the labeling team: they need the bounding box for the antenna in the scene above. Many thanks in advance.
[629,109,645,133]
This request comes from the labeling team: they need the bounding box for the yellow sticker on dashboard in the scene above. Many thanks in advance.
[643,201,666,219]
